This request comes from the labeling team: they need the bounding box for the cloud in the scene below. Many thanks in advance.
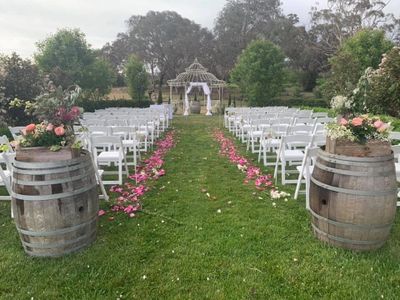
[0,0,399,59]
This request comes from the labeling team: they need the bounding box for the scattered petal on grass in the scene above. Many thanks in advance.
[206,193,210,198]
[217,209,222,213]
[142,275,147,280]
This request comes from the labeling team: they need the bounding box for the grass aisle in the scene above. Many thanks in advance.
[0,115,400,299]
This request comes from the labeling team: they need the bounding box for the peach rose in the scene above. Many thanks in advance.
[54,126,65,136]
[25,123,36,133]
[351,117,363,126]
[46,123,54,131]
[339,118,348,126]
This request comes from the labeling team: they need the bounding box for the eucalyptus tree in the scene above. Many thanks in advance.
[309,0,400,58]
[104,11,215,101]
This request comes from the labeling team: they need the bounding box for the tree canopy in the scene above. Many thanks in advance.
[321,29,393,99]
[35,29,116,99]
[231,40,285,106]
[125,55,148,101]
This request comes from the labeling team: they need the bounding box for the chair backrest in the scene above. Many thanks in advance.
[312,134,326,147]
[283,134,314,149]
[392,145,400,162]
[91,136,123,153]
[390,131,400,142]
[289,124,315,135]
[270,124,289,137]
[8,126,25,140]
[111,126,137,140]
[88,126,110,136]
[294,117,316,126]
[316,117,335,124]
[312,112,328,118]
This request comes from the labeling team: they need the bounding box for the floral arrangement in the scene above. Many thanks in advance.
[326,115,391,143]
[11,80,83,151]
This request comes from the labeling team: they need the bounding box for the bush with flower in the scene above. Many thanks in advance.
[326,115,391,143]
[330,95,353,116]
[13,80,83,151]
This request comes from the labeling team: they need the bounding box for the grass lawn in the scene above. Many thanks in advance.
[1,115,400,299]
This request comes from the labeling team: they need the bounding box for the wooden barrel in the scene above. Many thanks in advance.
[11,149,99,257]
[310,140,397,251]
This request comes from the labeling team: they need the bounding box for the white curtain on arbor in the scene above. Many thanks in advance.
[184,82,212,116]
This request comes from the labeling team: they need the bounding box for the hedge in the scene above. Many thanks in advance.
[76,99,152,113]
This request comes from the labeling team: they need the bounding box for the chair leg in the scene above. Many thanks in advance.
[294,170,302,200]
[281,160,286,185]
[118,159,122,185]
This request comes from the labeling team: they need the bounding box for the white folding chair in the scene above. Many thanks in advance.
[258,124,288,166]
[274,134,314,185]
[91,136,129,185]
[111,126,140,166]
[294,146,320,209]
[391,145,400,207]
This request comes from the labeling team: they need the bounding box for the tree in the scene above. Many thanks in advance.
[125,55,148,101]
[231,40,285,106]
[35,28,116,100]
[321,29,393,100]
[35,29,94,88]
[213,0,289,78]
[309,0,400,59]
[0,52,41,100]
[79,59,116,100]
[105,11,215,101]
[0,53,42,125]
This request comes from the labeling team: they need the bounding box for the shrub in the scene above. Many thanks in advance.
[125,55,148,101]
[350,47,400,118]
[231,40,285,106]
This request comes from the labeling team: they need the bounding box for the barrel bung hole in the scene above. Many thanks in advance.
[321,199,327,205]
[78,206,84,213]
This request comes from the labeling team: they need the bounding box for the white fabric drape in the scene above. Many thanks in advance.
[184,82,212,116]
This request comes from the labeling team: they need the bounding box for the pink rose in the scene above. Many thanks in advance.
[351,117,363,126]
[339,118,348,126]
[25,123,36,133]
[377,123,389,133]
[70,106,81,117]
[373,120,384,129]
[98,209,106,217]
[46,123,54,131]
[54,126,65,136]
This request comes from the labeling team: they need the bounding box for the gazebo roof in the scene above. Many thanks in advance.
[167,58,226,88]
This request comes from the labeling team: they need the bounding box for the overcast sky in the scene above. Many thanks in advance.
[0,0,399,59]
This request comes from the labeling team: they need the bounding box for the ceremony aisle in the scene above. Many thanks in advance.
[0,115,400,299]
